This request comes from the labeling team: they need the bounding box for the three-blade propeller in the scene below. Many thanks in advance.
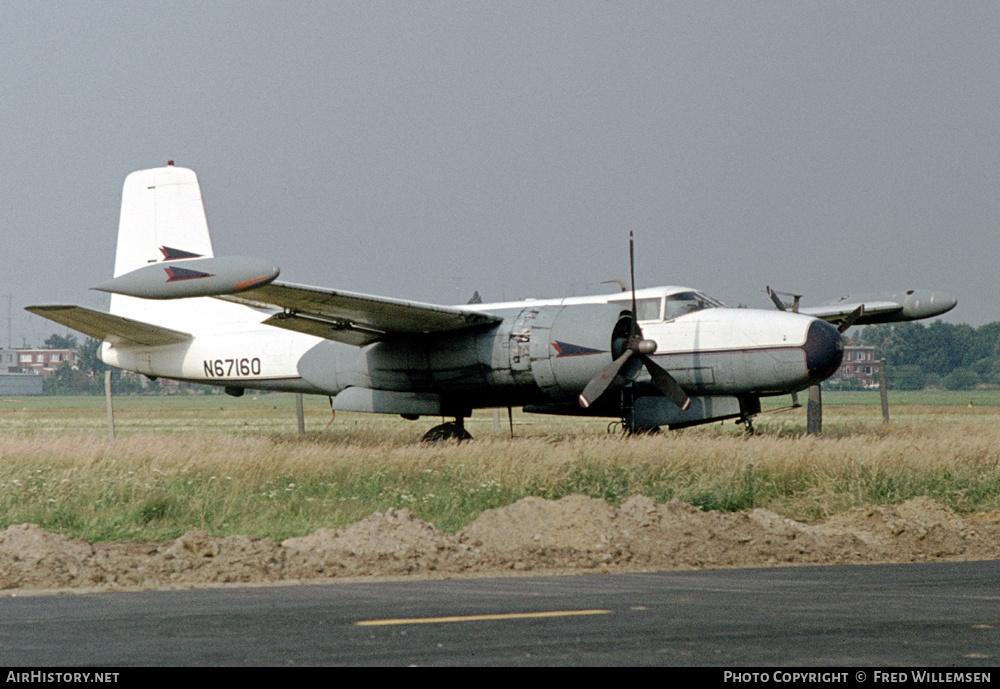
[578,233,690,411]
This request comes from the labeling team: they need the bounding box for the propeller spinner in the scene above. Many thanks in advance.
[578,233,690,411]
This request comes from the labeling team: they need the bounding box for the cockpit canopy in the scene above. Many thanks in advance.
[608,290,724,322]
[663,291,724,319]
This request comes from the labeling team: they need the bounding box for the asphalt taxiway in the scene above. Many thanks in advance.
[1,560,996,666]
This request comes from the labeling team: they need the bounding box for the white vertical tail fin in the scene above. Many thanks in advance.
[113,163,215,277]
[108,164,253,331]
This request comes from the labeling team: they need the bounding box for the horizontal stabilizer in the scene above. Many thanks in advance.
[25,305,192,347]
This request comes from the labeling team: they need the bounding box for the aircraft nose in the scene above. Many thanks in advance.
[803,319,844,384]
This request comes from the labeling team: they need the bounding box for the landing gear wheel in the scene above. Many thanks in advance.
[740,416,756,436]
[421,422,473,443]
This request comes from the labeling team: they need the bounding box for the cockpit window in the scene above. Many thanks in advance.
[608,292,723,321]
[609,297,662,321]
[663,291,722,319]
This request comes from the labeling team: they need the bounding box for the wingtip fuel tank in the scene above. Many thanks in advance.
[92,256,280,299]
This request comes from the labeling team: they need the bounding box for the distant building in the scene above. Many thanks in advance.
[830,344,879,387]
[0,350,17,374]
[0,348,80,377]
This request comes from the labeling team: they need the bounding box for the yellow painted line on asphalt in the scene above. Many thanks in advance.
[355,609,612,626]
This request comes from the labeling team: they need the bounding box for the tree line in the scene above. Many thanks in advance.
[857,320,1000,390]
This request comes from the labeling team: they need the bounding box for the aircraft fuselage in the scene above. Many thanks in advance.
[31,165,954,436]
[99,287,844,427]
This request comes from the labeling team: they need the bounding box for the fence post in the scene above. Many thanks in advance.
[806,385,822,435]
[104,369,115,440]
[878,359,889,424]
[296,393,306,436]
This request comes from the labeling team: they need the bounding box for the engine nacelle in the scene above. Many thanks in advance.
[488,302,629,403]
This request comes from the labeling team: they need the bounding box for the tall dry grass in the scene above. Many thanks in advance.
[0,395,998,541]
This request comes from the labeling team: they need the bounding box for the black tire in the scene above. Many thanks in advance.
[421,422,473,443]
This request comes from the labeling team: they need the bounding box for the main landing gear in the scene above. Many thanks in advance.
[738,395,761,435]
[615,382,661,435]
[421,417,473,443]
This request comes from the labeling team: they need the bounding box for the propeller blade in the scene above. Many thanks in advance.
[578,349,634,408]
[578,231,691,410]
[629,231,639,340]
[640,354,690,410]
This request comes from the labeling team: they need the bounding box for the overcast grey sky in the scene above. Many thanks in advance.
[2,2,997,347]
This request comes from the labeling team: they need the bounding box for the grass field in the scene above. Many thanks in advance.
[1,390,998,542]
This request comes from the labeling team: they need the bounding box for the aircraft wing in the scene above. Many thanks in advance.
[797,289,958,327]
[25,305,192,347]
[798,300,904,326]
[218,281,502,346]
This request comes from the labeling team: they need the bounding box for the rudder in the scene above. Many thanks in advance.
[109,164,248,330]
[113,163,215,278]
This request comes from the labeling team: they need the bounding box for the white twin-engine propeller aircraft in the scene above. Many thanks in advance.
[28,164,957,440]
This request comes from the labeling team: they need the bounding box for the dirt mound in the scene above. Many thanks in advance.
[2,496,999,592]
[282,507,476,578]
